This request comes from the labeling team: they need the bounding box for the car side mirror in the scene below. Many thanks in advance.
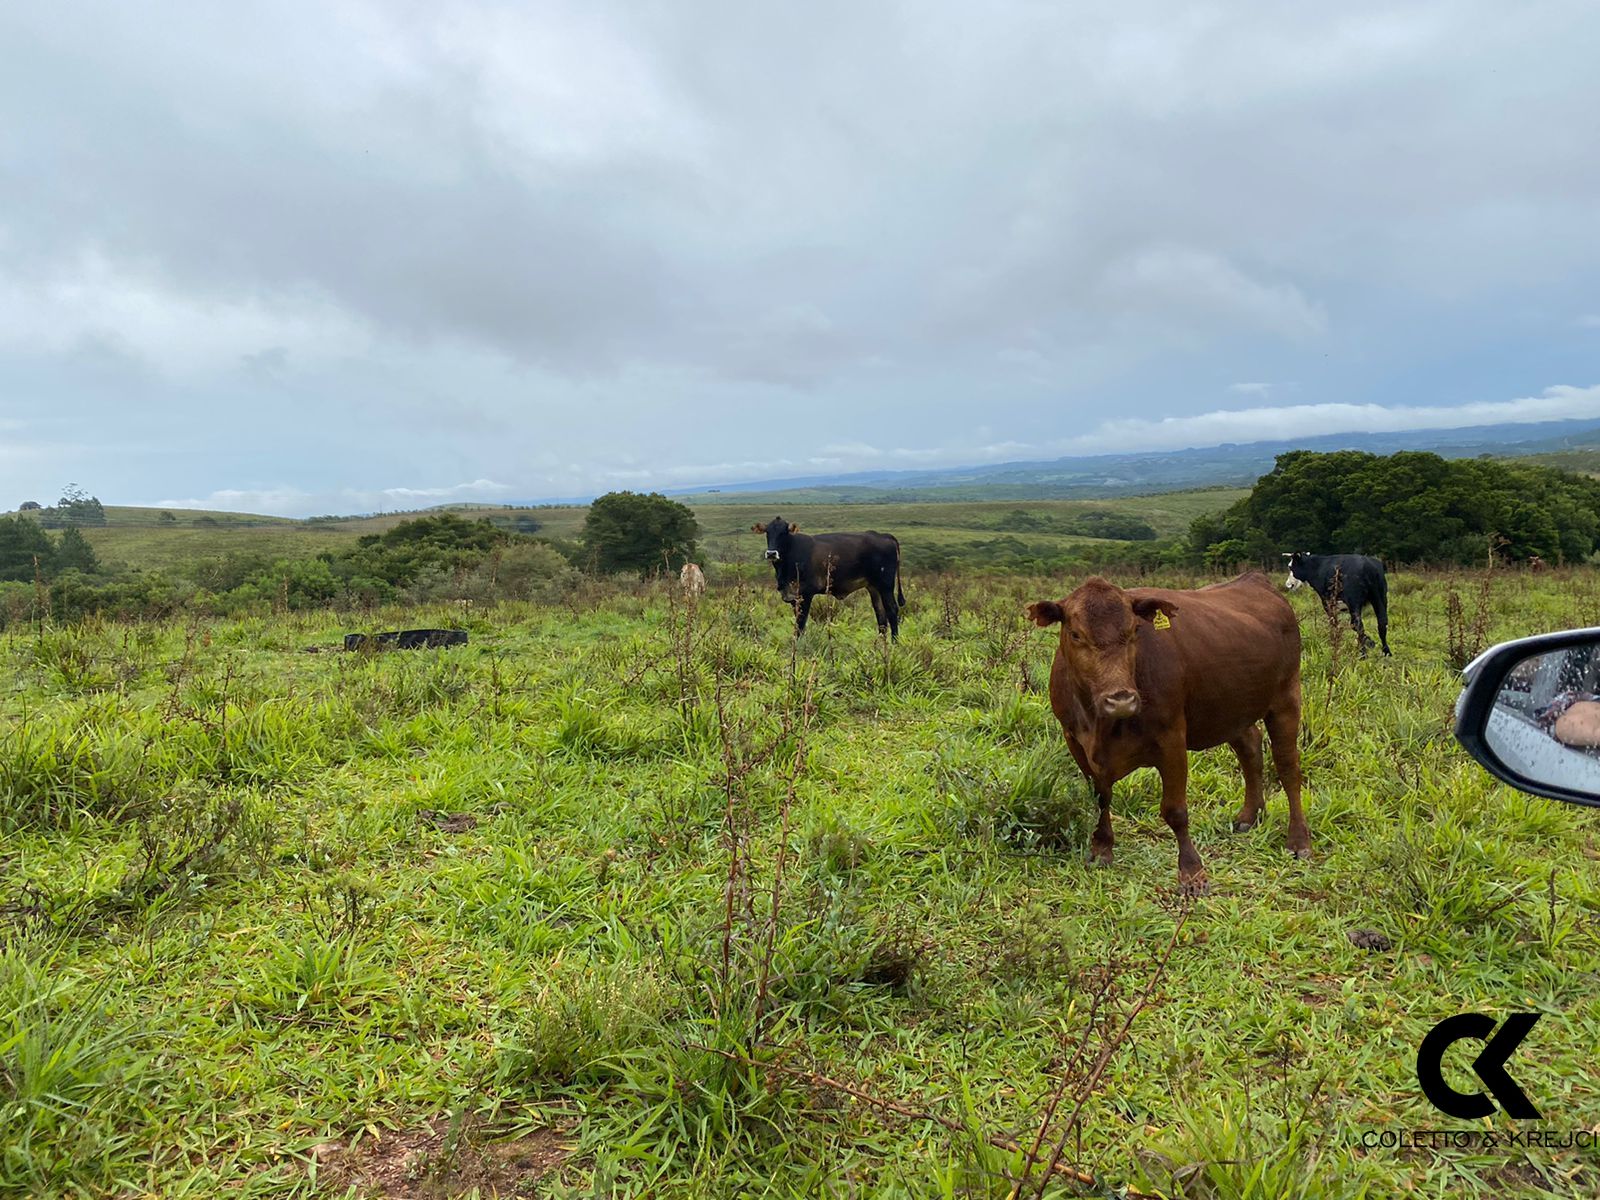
[1455,629,1600,807]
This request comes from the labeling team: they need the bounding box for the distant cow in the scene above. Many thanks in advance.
[1027,573,1306,895]
[679,562,706,599]
[754,517,904,638]
[1529,555,1548,572]
[1283,552,1391,656]
[344,629,468,651]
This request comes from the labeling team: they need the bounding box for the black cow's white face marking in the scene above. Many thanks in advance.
[761,517,791,561]
[1283,551,1308,590]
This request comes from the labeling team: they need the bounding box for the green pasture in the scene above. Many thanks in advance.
[4,568,1600,1197]
[30,489,1244,578]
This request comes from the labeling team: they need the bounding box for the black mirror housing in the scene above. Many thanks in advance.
[1455,628,1600,808]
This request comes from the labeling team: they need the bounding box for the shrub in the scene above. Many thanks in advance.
[497,962,670,1085]
[582,491,700,575]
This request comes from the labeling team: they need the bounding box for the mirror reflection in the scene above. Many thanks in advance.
[1488,638,1600,793]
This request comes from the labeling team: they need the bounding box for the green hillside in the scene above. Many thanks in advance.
[1514,447,1600,477]
[5,489,1243,575]
[684,490,1243,565]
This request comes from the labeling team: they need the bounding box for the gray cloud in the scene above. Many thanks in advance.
[1,1,1598,513]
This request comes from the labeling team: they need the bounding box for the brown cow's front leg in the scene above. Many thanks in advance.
[1090,789,1114,866]
[1064,735,1113,865]
[1157,745,1206,895]
[1228,725,1266,832]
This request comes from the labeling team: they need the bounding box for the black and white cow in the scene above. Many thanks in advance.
[1283,552,1390,655]
[753,517,904,638]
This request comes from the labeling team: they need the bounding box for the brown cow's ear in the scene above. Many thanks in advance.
[1025,600,1064,627]
[752,523,767,533]
[1131,597,1179,622]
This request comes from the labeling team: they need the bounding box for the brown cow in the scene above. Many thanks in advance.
[1026,573,1306,894]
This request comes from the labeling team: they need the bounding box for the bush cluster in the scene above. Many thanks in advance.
[0,514,576,628]
[1190,450,1600,567]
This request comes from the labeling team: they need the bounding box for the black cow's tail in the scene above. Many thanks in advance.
[895,538,905,606]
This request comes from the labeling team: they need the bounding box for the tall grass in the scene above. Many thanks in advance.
[1,569,1598,1196]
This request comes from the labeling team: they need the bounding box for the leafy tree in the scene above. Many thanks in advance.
[18,501,40,511]
[582,492,700,575]
[345,513,508,586]
[44,484,108,527]
[1190,450,1600,567]
[1066,510,1159,541]
[0,516,55,581]
[158,511,177,524]
[990,509,1051,532]
[54,528,100,573]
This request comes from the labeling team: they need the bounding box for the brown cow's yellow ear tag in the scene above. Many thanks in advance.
[1152,611,1172,630]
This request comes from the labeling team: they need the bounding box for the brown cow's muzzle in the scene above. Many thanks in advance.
[1099,688,1140,719]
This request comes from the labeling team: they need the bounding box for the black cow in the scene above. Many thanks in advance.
[1283,552,1390,655]
[753,517,904,638]
[344,628,468,651]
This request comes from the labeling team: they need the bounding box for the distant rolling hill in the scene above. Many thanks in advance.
[660,417,1600,505]
[11,417,1600,574]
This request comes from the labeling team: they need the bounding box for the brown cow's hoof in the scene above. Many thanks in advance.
[1231,815,1258,833]
[1289,844,1312,860]
[1178,871,1210,897]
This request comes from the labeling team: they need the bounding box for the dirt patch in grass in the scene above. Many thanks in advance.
[419,810,480,834]
[315,1118,571,1198]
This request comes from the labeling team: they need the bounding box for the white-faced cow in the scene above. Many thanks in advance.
[1027,573,1307,895]
[679,562,706,599]
[753,517,904,638]
[1283,551,1390,655]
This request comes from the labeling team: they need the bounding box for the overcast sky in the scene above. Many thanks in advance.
[3,2,1598,516]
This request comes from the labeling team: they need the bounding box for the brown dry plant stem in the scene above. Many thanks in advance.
[694,1045,1161,1199]
[1022,897,1192,1200]
[752,668,815,1043]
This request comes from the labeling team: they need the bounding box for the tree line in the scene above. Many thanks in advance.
[11,453,1595,627]
[1189,450,1600,567]
[0,519,100,581]
[0,494,705,627]
[16,484,109,528]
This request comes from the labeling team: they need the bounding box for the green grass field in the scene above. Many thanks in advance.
[5,565,1600,1197]
[22,489,1244,577]
[684,492,1244,564]
[7,505,341,575]
[1513,448,1600,479]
